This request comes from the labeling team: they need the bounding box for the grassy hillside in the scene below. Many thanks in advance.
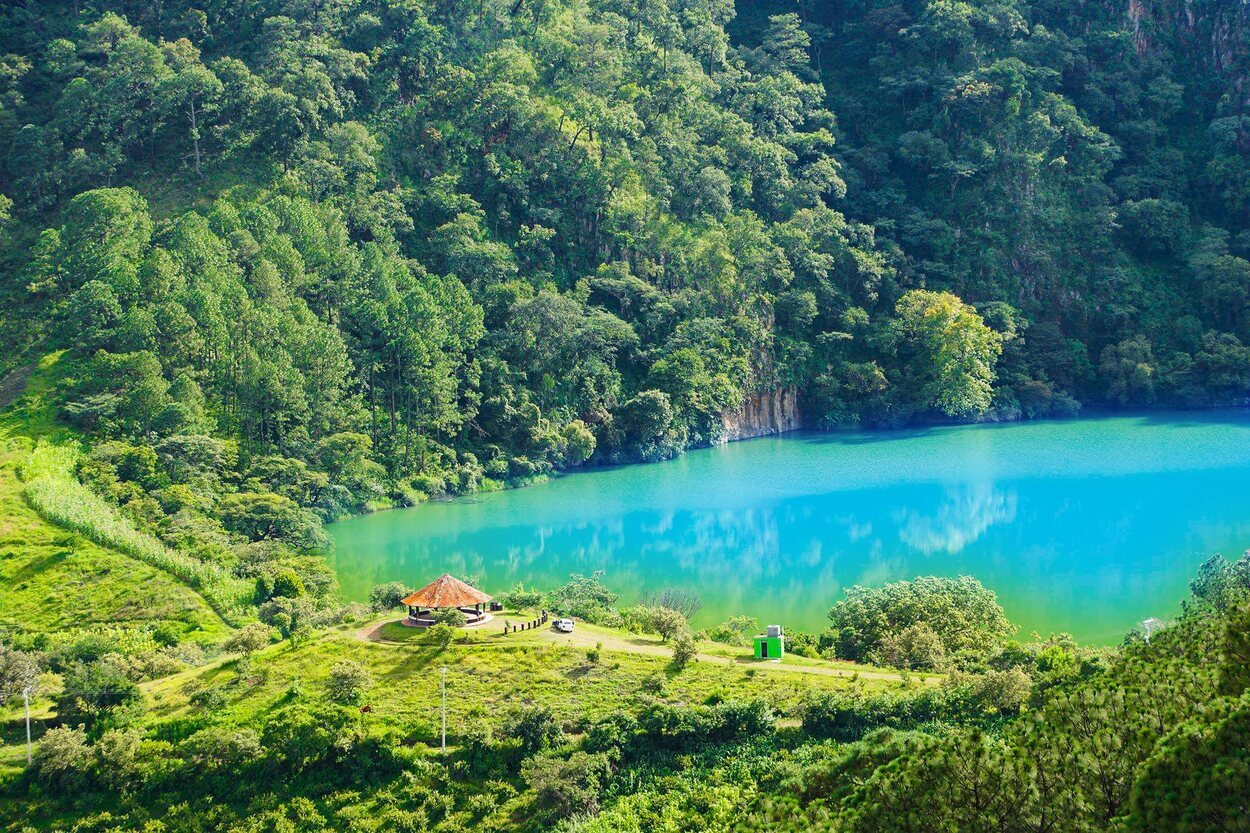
[0,357,230,641]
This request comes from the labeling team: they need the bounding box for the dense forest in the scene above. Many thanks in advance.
[0,0,1246,580]
[0,0,1249,830]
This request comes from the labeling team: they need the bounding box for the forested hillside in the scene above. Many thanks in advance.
[2,0,1248,532]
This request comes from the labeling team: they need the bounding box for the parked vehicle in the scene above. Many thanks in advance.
[554,618,575,633]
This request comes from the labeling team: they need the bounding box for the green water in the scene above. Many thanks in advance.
[327,413,1250,643]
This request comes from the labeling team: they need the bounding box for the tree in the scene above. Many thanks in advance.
[224,623,272,657]
[0,646,43,707]
[828,576,1013,663]
[1101,335,1157,405]
[893,290,1002,417]
[559,420,596,466]
[325,660,372,704]
[1120,697,1250,833]
[505,705,564,754]
[1219,603,1250,696]
[159,39,222,178]
[56,659,140,730]
[220,492,327,549]
[32,727,92,790]
[642,606,688,642]
[369,581,412,612]
[522,751,613,821]
[878,622,947,670]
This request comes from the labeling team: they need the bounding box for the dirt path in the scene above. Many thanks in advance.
[355,620,389,642]
[531,624,910,682]
[354,616,913,682]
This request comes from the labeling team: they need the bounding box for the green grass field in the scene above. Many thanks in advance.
[138,614,913,751]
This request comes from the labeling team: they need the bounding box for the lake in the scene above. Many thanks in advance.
[327,412,1250,644]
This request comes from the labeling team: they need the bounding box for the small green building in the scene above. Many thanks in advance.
[753,625,784,659]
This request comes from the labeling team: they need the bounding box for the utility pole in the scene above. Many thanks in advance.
[440,666,447,755]
[23,686,33,765]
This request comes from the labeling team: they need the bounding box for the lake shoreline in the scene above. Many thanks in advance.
[327,412,1250,645]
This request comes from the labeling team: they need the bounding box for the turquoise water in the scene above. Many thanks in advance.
[327,413,1250,643]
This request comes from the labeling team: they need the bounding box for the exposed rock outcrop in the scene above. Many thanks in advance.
[720,388,801,442]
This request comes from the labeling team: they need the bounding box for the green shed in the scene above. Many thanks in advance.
[753,625,784,659]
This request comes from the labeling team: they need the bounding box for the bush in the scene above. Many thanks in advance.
[326,660,373,704]
[223,623,272,656]
[671,630,697,669]
[626,605,687,641]
[57,658,141,730]
[877,622,947,670]
[944,669,1032,715]
[187,683,228,711]
[369,581,412,612]
[637,699,775,750]
[425,623,455,648]
[801,689,955,740]
[505,705,564,754]
[33,726,93,790]
[498,583,545,610]
[584,713,639,756]
[522,751,612,821]
[545,572,619,623]
[707,615,757,647]
[432,607,468,627]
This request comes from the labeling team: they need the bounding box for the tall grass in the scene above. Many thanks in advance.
[20,442,251,625]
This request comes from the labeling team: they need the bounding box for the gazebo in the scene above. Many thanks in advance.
[401,574,493,627]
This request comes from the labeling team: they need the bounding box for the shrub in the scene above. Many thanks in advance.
[57,658,141,730]
[801,689,955,740]
[545,572,619,623]
[432,607,468,628]
[33,726,93,790]
[93,728,145,792]
[949,668,1033,715]
[498,583,545,610]
[425,623,455,648]
[707,615,757,647]
[522,751,612,821]
[505,705,564,754]
[223,623,271,656]
[0,645,43,704]
[877,622,947,670]
[326,660,373,704]
[187,684,228,711]
[368,581,412,612]
[671,630,697,669]
[584,712,639,756]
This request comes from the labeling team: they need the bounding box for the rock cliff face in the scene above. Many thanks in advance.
[720,388,801,442]
[1125,0,1249,87]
